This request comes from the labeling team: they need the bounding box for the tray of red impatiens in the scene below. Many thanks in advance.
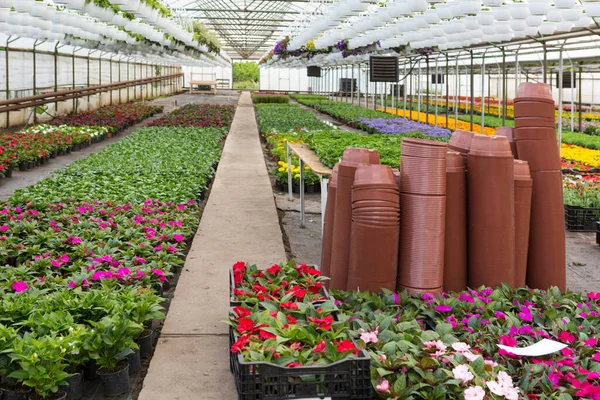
[229,261,330,307]
[226,299,370,400]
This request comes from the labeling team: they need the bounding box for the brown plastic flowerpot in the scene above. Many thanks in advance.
[516,82,553,100]
[467,136,516,288]
[514,160,533,288]
[513,127,557,141]
[402,137,449,159]
[400,156,447,195]
[448,129,475,161]
[347,222,399,292]
[342,147,381,164]
[526,170,566,291]
[398,194,446,291]
[514,116,556,129]
[320,164,339,283]
[496,127,518,158]
[352,200,400,209]
[353,164,397,186]
[352,188,401,201]
[444,152,467,293]
[397,284,443,296]
[393,170,401,188]
[513,101,556,119]
[515,138,561,172]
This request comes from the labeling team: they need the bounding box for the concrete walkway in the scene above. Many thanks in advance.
[139,92,287,399]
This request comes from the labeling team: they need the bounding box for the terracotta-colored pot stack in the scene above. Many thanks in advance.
[496,127,518,158]
[347,164,400,292]
[448,129,475,165]
[329,148,380,290]
[320,163,339,285]
[467,136,516,288]
[444,151,468,292]
[513,160,533,287]
[397,138,448,295]
[513,82,566,291]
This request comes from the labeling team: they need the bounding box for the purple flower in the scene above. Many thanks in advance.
[359,117,452,138]
[435,305,452,313]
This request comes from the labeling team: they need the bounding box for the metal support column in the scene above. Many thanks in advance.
[543,43,548,84]
[445,54,449,127]
[579,63,583,132]
[470,51,474,131]
[351,65,354,104]
[4,36,17,127]
[426,55,430,124]
[33,40,40,124]
[502,48,507,125]
[558,47,564,156]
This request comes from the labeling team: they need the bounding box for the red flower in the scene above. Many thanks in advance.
[558,331,575,344]
[233,306,252,318]
[259,329,276,340]
[266,264,281,275]
[313,340,326,353]
[237,318,254,333]
[308,282,323,294]
[335,339,359,354]
[290,342,302,351]
[232,261,246,272]
[252,283,268,294]
[499,335,517,347]
[233,270,244,285]
[233,288,250,298]
[231,334,251,353]
[269,311,278,318]
[295,264,320,276]
[308,315,333,331]
[286,361,302,368]
[280,302,298,310]
[287,285,307,300]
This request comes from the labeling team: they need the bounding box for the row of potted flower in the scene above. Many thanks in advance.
[229,259,600,399]
[49,102,163,132]
[146,104,235,128]
[0,119,230,397]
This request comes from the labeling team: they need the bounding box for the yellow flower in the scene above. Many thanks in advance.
[278,161,286,167]
[561,144,600,167]
[278,167,285,172]
[294,174,301,179]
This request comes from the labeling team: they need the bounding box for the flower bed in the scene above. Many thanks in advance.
[562,144,600,168]
[359,117,451,138]
[146,104,235,128]
[11,127,227,205]
[255,104,332,134]
[251,94,290,104]
[49,102,162,132]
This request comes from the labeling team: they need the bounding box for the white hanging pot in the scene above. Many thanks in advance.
[413,15,428,29]
[481,24,496,34]
[492,6,511,21]
[554,0,575,8]
[562,6,583,21]
[556,21,573,31]
[471,29,484,38]
[65,0,86,11]
[423,9,441,24]
[435,3,453,19]
[498,32,513,41]
[495,21,511,34]
[408,0,428,12]
[509,3,530,19]
[0,7,8,22]
[526,15,544,27]
[464,15,479,30]
[477,10,495,25]
[527,0,552,15]
[460,0,481,16]
[120,0,141,12]
[111,0,129,5]
[0,0,12,8]
[512,29,527,38]
[431,25,445,37]
[510,18,527,31]
[525,26,540,35]
[483,0,503,6]
[13,0,35,13]
[546,8,563,22]
[30,2,49,18]
[575,15,593,27]
[583,2,600,17]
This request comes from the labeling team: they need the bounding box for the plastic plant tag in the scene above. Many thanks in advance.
[497,339,568,357]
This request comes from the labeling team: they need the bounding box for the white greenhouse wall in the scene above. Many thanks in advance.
[182,66,233,89]
[259,68,310,92]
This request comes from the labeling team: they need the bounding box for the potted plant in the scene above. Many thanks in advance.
[122,289,165,359]
[0,325,30,400]
[58,326,92,400]
[84,314,142,397]
[8,334,70,400]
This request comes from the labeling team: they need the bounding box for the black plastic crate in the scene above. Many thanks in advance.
[229,325,371,400]
[564,205,600,232]
[596,221,600,245]
[229,267,330,308]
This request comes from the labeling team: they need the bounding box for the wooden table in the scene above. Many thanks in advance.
[286,143,333,231]
[189,72,217,95]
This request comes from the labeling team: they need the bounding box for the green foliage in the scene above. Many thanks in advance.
[252,95,289,104]
[562,131,600,150]
[233,81,259,90]
[233,62,259,84]
[11,127,227,205]
[191,21,221,54]
[255,104,332,135]
[457,113,514,128]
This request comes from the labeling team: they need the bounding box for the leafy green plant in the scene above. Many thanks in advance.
[252,95,290,104]
[255,104,332,135]
[562,131,600,151]
[84,314,142,372]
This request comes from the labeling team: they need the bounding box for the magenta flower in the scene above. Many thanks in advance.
[51,259,61,268]
[435,305,452,313]
[173,233,184,242]
[584,337,597,347]
[495,311,506,320]
[168,245,177,252]
[0,224,8,232]
[558,331,575,344]
[154,245,163,251]
[12,281,28,292]
[68,281,77,289]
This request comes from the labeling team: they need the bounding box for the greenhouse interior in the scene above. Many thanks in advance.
[1,0,600,399]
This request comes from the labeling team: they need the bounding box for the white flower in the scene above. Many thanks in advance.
[452,364,474,384]
[452,342,471,353]
[464,386,486,400]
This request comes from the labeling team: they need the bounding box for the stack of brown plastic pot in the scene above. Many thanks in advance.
[329,148,380,290]
[448,129,475,164]
[513,82,566,291]
[513,160,533,287]
[468,135,516,288]
[496,127,518,158]
[320,163,339,285]
[444,151,467,292]
[347,164,400,292]
[397,138,448,295]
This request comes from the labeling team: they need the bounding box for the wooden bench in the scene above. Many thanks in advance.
[189,72,217,95]
[286,142,332,232]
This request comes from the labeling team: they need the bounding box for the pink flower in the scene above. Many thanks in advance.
[452,342,471,353]
[435,305,452,313]
[558,331,575,344]
[360,329,379,344]
[0,224,8,232]
[464,386,485,400]
[168,245,177,252]
[484,359,498,367]
[154,245,163,251]
[494,311,506,320]
[588,292,600,300]
[463,352,481,362]
[452,364,474,384]
[51,259,61,268]
[379,354,387,362]
[423,340,447,352]
[12,281,28,292]
[375,379,390,392]
[592,353,600,362]
[584,337,597,347]
[59,254,69,264]
[499,335,517,347]
[173,233,184,242]
[68,281,77,289]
